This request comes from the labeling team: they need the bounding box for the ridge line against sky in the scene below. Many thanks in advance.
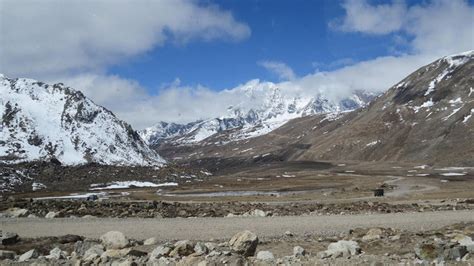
[0,0,473,129]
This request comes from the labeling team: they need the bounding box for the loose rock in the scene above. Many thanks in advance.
[143,237,157,245]
[362,228,383,241]
[320,240,361,258]
[256,250,274,261]
[150,245,172,259]
[18,249,39,262]
[170,240,194,257]
[229,230,258,257]
[100,231,129,249]
[45,211,59,219]
[0,231,18,245]
[293,246,306,257]
[0,250,16,260]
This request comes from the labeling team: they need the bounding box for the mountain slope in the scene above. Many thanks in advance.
[0,74,165,166]
[141,82,374,147]
[293,51,474,165]
[155,51,474,166]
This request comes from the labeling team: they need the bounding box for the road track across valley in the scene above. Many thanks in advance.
[1,210,473,240]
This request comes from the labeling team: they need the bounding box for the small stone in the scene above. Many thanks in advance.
[415,242,442,261]
[0,250,16,260]
[169,240,194,257]
[127,248,148,257]
[229,230,258,257]
[293,246,306,257]
[150,245,172,259]
[256,250,274,261]
[321,240,361,258]
[83,244,105,261]
[389,234,401,241]
[101,248,130,259]
[204,242,217,251]
[143,237,157,245]
[194,242,208,255]
[444,244,467,261]
[4,208,29,218]
[362,228,383,241]
[285,231,294,237]
[0,231,18,245]
[46,247,66,260]
[207,250,222,257]
[453,235,474,252]
[100,231,129,249]
[19,249,39,262]
[45,211,59,219]
[246,209,270,217]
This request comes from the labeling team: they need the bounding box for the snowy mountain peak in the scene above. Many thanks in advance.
[0,74,165,166]
[141,83,375,146]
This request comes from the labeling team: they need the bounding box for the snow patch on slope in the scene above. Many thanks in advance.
[0,75,164,166]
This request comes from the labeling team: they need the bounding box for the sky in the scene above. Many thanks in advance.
[1,0,473,129]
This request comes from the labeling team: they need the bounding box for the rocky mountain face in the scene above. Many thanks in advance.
[140,82,374,148]
[0,74,164,166]
[292,50,474,165]
[156,51,474,166]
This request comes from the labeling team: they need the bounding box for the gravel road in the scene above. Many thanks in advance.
[2,210,473,241]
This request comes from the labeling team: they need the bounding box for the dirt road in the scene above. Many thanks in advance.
[2,210,473,241]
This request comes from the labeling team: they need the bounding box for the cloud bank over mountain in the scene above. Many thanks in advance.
[0,0,472,129]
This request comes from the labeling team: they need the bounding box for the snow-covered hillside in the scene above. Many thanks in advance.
[141,81,374,146]
[0,74,165,166]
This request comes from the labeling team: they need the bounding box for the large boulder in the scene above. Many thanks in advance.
[100,231,129,249]
[229,230,258,256]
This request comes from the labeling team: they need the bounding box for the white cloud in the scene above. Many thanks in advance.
[56,54,430,129]
[335,0,473,55]
[334,0,406,34]
[258,60,296,80]
[0,0,250,78]
[1,0,472,130]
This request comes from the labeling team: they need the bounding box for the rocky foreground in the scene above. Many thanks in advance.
[1,222,474,265]
[2,198,474,219]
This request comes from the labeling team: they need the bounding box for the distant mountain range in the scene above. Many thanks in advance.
[0,74,164,166]
[2,51,472,167]
[140,82,375,147]
[155,51,474,166]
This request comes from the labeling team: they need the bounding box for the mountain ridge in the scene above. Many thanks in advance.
[140,82,375,147]
[0,74,165,166]
[153,51,474,166]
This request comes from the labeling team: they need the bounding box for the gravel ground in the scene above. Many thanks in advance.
[2,210,473,241]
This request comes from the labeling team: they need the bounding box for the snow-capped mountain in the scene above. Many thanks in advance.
[152,51,474,165]
[140,82,374,146]
[0,74,165,166]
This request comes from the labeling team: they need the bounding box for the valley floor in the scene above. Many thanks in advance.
[1,159,474,264]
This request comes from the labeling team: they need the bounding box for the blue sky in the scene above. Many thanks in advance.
[109,0,408,91]
[1,0,473,127]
